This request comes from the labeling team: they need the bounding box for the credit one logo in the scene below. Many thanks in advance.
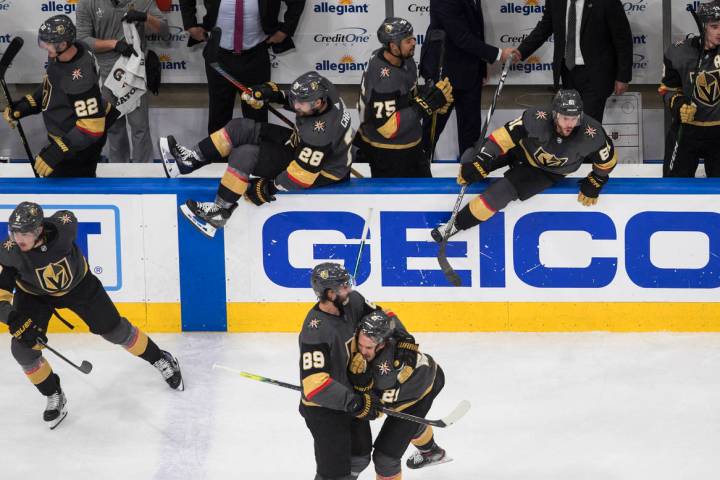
[0,204,122,290]
[314,27,370,45]
[261,210,720,289]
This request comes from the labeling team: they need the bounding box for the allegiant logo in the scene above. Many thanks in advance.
[40,0,76,14]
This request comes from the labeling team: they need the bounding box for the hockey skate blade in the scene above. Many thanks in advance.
[48,409,68,430]
[407,454,454,470]
[179,204,217,238]
[158,137,179,178]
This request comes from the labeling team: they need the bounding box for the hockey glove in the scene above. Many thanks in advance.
[350,392,383,421]
[670,94,697,124]
[412,77,454,117]
[114,39,138,57]
[8,311,47,349]
[458,147,492,185]
[394,339,419,369]
[34,142,68,177]
[3,96,38,129]
[578,171,608,206]
[3,106,18,129]
[348,352,373,393]
[122,10,148,23]
[251,82,286,105]
[244,178,278,206]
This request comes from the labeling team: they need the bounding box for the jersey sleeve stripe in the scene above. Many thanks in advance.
[287,160,319,188]
[377,111,400,139]
[489,127,515,154]
[303,372,333,400]
[76,117,106,137]
[0,289,12,303]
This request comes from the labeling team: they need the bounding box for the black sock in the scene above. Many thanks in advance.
[36,373,61,396]
[455,204,483,230]
[139,337,163,364]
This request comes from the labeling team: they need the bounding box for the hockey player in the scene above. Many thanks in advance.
[2,15,116,177]
[0,202,183,429]
[659,0,720,177]
[299,263,418,480]
[349,310,448,479]
[159,71,354,238]
[355,17,453,178]
[432,89,617,241]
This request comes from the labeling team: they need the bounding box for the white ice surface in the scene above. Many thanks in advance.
[2,332,720,480]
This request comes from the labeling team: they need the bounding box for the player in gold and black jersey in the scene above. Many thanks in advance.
[659,0,720,177]
[0,202,182,429]
[432,89,617,241]
[3,15,116,177]
[348,310,449,479]
[298,263,417,480]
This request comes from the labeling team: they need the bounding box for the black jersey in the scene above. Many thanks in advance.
[276,83,354,191]
[660,37,720,126]
[367,339,438,412]
[16,41,109,153]
[358,49,422,149]
[481,108,617,176]
[0,211,89,322]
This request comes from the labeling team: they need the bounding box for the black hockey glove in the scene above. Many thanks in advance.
[412,77,453,117]
[578,171,608,207]
[250,81,286,104]
[114,39,138,57]
[34,142,68,177]
[459,147,493,185]
[7,311,47,348]
[244,178,278,206]
[122,10,148,23]
[3,96,39,129]
[348,352,374,393]
[350,392,383,421]
[393,339,419,369]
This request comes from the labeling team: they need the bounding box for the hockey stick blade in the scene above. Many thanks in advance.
[437,399,471,427]
[437,239,462,287]
[0,36,23,77]
[37,338,93,374]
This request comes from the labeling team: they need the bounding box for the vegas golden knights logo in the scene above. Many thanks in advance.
[692,69,720,107]
[35,257,73,293]
[533,147,568,168]
[41,75,52,112]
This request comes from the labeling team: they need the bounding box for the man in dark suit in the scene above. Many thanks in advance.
[421,0,519,158]
[180,0,305,134]
[517,0,633,122]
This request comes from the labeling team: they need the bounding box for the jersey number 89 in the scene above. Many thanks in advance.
[302,351,325,370]
[298,147,324,167]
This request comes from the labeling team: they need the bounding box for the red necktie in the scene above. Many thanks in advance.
[234,0,244,53]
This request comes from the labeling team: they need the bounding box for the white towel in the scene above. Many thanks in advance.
[104,22,146,116]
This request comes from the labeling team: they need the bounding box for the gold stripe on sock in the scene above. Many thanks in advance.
[411,425,434,447]
[220,167,249,195]
[126,327,149,356]
[210,129,233,157]
[469,195,496,222]
[25,358,52,385]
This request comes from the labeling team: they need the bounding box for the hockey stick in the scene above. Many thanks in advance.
[435,61,512,287]
[352,207,373,281]
[212,363,470,428]
[426,29,446,165]
[0,37,36,175]
[668,6,704,174]
[37,338,93,374]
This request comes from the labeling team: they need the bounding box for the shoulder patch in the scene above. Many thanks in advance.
[2,238,16,251]
[584,125,598,138]
[308,318,322,329]
[535,110,548,120]
[380,66,391,78]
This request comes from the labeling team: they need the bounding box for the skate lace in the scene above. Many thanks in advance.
[197,202,220,215]
[154,357,175,380]
[175,145,197,163]
[46,392,61,411]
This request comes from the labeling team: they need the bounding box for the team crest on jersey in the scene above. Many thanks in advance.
[313,120,326,132]
[71,68,82,80]
[535,110,548,120]
[380,67,390,78]
[691,68,720,107]
[41,75,52,112]
[377,360,391,375]
[584,125,597,138]
[533,147,568,167]
[36,257,74,293]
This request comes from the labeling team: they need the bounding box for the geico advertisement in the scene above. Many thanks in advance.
[225,193,720,303]
[0,195,179,303]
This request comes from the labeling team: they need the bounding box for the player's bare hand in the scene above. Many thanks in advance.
[614,81,629,96]
[188,26,207,42]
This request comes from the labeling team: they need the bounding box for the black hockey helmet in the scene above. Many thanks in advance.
[38,15,76,47]
[310,262,353,300]
[377,17,414,48]
[698,1,720,24]
[552,89,584,121]
[288,71,330,106]
[358,310,396,345]
[8,202,44,234]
